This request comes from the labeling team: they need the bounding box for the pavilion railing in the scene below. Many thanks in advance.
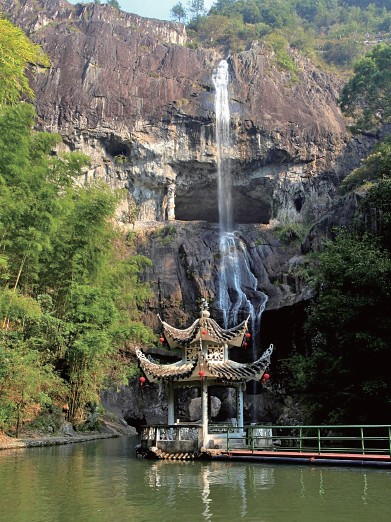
[209,423,242,434]
[226,424,391,456]
[141,424,200,446]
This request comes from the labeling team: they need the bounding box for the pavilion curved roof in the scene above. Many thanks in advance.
[205,345,273,381]
[136,350,197,381]
[158,315,249,349]
[136,345,273,383]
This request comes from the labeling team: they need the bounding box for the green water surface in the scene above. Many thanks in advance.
[0,437,390,522]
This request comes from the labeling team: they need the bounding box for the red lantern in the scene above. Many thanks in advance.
[159,337,165,343]
[243,342,248,348]
[202,330,207,336]
[139,376,146,385]
[263,373,270,381]
[198,370,205,380]
[245,332,251,339]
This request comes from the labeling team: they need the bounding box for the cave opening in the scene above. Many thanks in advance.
[294,195,304,212]
[175,185,271,224]
[102,139,130,160]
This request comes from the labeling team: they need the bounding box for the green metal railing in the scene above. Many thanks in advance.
[226,424,391,456]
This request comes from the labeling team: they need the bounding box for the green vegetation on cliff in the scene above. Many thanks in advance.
[340,43,391,130]
[289,232,391,423]
[176,0,391,69]
[0,18,49,105]
[340,136,391,193]
[285,43,391,424]
[0,20,153,435]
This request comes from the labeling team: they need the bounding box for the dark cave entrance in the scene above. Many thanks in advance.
[175,185,272,224]
[101,138,131,161]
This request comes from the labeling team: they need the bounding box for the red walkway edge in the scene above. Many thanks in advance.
[211,449,391,468]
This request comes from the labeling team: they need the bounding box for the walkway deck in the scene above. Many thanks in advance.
[210,449,391,468]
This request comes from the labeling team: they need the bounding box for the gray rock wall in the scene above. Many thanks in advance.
[1,0,378,320]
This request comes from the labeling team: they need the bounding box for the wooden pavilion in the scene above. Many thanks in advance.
[136,302,273,457]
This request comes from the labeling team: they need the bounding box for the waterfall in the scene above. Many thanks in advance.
[213,60,232,233]
[213,60,268,345]
[218,232,268,336]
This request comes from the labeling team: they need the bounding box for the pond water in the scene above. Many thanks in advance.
[0,437,390,522]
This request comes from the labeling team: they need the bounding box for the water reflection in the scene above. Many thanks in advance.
[142,458,276,520]
[1,438,391,522]
[319,470,325,497]
[201,467,212,521]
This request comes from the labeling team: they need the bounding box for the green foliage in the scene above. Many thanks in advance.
[0,289,42,326]
[187,0,206,21]
[281,24,316,57]
[25,404,63,434]
[114,153,127,165]
[194,13,260,52]
[0,343,65,436]
[280,137,391,423]
[287,231,391,423]
[0,28,154,433]
[274,222,308,243]
[361,178,391,250]
[0,18,50,106]
[340,136,391,193]
[0,104,64,292]
[323,38,363,67]
[120,201,140,225]
[107,0,121,9]
[64,284,118,421]
[171,2,187,23]
[187,0,390,70]
[0,18,154,435]
[77,403,104,431]
[340,43,391,131]
[153,224,178,246]
[265,33,298,74]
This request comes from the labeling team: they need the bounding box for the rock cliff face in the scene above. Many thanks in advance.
[4,0,379,426]
[1,0,374,321]
[135,222,311,330]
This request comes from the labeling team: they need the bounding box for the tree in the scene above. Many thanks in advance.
[0,18,155,433]
[0,19,50,106]
[34,182,154,421]
[0,343,64,436]
[340,43,391,131]
[195,14,259,52]
[107,0,121,9]
[0,104,65,298]
[170,2,187,23]
[361,178,391,252]
[0,102,154,428]
[323,38,363,67]
[259,0,293,29]
[340,135,391,194]
[287,232,391,423]
[187,0,206,21]
[63,284,118,421]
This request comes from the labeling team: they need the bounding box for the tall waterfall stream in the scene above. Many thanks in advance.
[213,60,268,347]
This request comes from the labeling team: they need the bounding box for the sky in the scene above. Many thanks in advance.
[68,1,215,22]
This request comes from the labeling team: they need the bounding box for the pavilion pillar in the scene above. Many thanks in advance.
[236,384,244,431]
[201,379,208,448]
[167,381,175,425]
